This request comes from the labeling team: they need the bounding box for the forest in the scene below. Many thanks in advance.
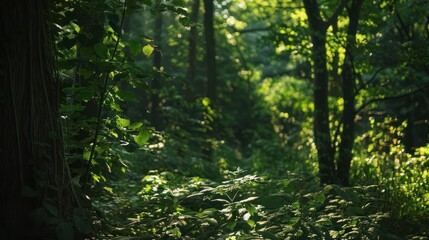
[1,0,429,239]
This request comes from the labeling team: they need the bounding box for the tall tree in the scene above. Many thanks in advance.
[186,0,201,99]
[201,0,217,162]
[1,0,75,238]
[337,0,364,186]
[151,0,164,129]
[204,0,217,101]
[303,0,346,184]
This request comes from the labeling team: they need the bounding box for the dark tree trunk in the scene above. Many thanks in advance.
[201,0,217,162]
[186,0,200,99]
[303,0,336,184]
[204,0,217,102]
[1,0,74,238]
[337,0,363,186]
[151,4,163,129]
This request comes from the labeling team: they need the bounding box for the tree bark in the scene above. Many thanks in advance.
[204,0,217,102]
[303,0,336,184]
[151,2,163,129]
[1,0,74,238]
[186,0,200,99]
[337,0,363,186]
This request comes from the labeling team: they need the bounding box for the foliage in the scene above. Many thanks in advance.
[352,117,429,219]
[93,168,429,239]
[11,0,428,238]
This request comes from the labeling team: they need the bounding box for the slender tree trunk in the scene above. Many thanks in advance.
[186,0,200,99]
[1,0,74,238]
[337,0,363,186]
[151,4,163,129]
[303,0,336,184]
[204,0,217,102]
[201,0,217,162]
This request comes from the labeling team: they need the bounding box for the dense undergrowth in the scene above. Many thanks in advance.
[88,145,429,240]
[86,107,429,239]
[45,1,429,239]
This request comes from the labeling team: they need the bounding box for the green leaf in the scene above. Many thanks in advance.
[73,24,80,33]
[291,201,300,209]
[117,90,139,102]
[202,97,211,107]
[246,219,255,228]
[134,129,150,146]
[129,122,143,130]
[83,151,91,161]
[171,227,181,238]
[80,68,93,79]
[323,185,334,194]
[246,204,257,215]
[424,193,429,204]
[128,40,142,57]
[238,196,258,203]
[142,44,154,57]
[314,193,326,204]
[110,101,122,112]
[175,8,188,16]
[56,222,74,240]
[94,42,107,58]
[116,116,130,128]
[226,221,236,230]
[205,218,218,226]
[316,217,332,226]
[178,16,191,27]
[172,0,186,7]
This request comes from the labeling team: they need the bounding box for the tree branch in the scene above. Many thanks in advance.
[354,67,384,98]
[82,0,127,192]
[355,84,429,115]
[395,12,412,40]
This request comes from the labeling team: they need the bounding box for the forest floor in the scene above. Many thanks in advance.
[90,154,429,240]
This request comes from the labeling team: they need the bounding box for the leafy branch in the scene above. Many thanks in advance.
[355,84,429,115]
[82,0,127,192]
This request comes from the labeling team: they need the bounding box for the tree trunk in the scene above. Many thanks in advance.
[1,0,74,238]
[151,3,163,129]
[204,0,217,102]
[186,0,200,99]
[337,0,363,186]
[303,0,336,184]
[201,0,217,162]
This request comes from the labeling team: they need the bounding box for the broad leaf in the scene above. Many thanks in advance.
[142,44,154,57]
[134,129,150,146]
